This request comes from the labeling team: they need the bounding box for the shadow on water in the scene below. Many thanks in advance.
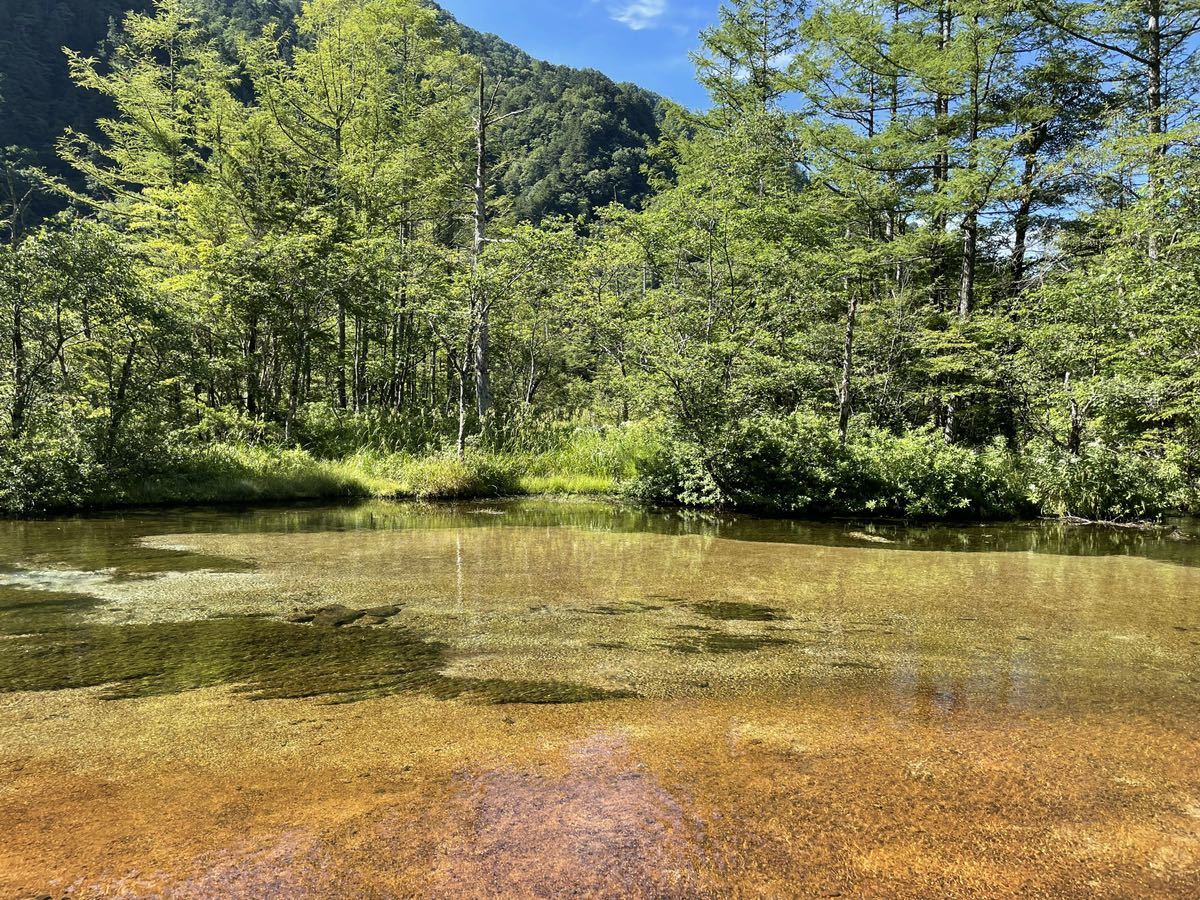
[661,631,798,654]
[691,601,789,622]
[0,616,631,704]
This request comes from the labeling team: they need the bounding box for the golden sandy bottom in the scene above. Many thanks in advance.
[3,508,1199,896]
[2,685,1197,898]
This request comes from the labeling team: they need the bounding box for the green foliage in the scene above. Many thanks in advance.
[460,31,665,223]
[1026,443,1189,522]
[709,413,849,512]
[0,432,99,515]
[1,0,1198,524]
[0,0,662,223]
[519,422,660,482]
[374,453,520,504]
[288,405,453,458]
[849,430,1029,520]
[631,414,1031,520]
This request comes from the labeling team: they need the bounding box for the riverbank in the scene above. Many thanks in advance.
[0,434,641,516]
[107,446,620,508]
[2,419,1194,522]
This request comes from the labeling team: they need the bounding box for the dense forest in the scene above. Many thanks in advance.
[1,0,1198,521]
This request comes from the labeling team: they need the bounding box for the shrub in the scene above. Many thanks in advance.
[1026,442,1187,521]
[850,429,1029,519]
[709,412,848,512]
[624,435,727,508]
[0,432,99,514]
[628,414,1030,519]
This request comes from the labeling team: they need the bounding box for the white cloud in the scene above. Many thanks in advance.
[609,0,668,30]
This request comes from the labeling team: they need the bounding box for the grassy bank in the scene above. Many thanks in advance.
[1,417,1193,521]
[101,448,627,510]
[0,425,656,514]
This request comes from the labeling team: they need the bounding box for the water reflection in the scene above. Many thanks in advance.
[2,499,1198,574]
[0,500,1196,711]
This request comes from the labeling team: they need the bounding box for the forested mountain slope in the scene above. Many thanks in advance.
[453,24,663,222]
[0,0,150,180]
[0,0,664,221]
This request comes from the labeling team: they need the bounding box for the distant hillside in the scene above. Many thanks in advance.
[0,0,666,222]
[454,22,665,222]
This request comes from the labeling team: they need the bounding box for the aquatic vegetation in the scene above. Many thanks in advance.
[0,500,1198,713]
[583,601,667,616]
[691,601,789,622]
[0,501,1199,897]
[0,617,628,705]
[662,631,798,654]
[0,587,101,636]
[287,604,404,627]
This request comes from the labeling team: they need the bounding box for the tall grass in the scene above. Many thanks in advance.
[31,422,658,513]
[342,423,660,501]
[349,451,521,501]
[104,445,390,507]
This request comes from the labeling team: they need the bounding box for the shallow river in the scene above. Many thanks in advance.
[1,500,1197,897]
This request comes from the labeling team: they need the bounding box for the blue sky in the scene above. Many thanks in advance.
[438,1,720,108]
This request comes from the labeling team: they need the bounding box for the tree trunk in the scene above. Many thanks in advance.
[286,352,301,444]
[337,302,348,410]
[10,296,25,438]
[838,289,860,443]
[1010,143,1039,295]
[1067,401,1084,455]
[959,28,980,320]
[959,211,977,319]
[1065,371,1090,455]
[245,313,259,419]
[429,347,438,410]
[104,336,139,459]
[355,316,370,411]
[334,121,349,410]
[456,357,468,459]
[1147,0,1163,260]
[473,68,493,421]
[932,0,952,311]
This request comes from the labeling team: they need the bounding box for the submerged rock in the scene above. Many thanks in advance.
[311,605,367,628]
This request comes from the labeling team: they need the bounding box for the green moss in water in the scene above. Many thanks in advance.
[435,678,635,704]
[691,601,789,622]
[0,587,101,636]
[662,631,798,654]
[0,618,630,705]
[583,601,667,616]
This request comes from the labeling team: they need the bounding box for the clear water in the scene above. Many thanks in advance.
[1,500,1198,896]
